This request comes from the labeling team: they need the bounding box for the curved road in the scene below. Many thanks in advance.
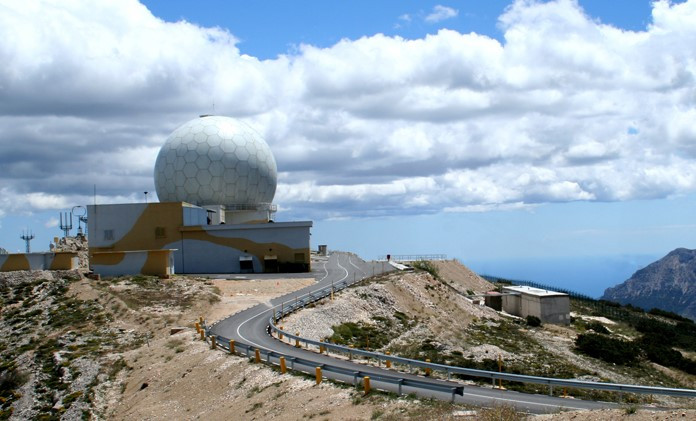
[210,252,615,414]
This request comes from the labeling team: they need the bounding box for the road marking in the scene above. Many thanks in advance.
[224,253,598,412]
[235,255,345,352]
[460,390,591,411]
[347,256,366,275]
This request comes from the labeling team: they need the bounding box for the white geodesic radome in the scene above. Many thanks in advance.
[154,116,277,207]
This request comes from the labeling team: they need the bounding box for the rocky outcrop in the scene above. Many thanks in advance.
[602,248,696,320]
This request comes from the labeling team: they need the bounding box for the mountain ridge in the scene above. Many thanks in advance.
[602,247,696,320]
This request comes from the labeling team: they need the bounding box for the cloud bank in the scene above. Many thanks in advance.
[1,0,696,221]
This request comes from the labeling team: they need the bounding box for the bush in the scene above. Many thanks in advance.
[412,260,440,280]
[526,315,541,327]
[575,333,641,365]
[648,308,693,323]
[586,321,610,334]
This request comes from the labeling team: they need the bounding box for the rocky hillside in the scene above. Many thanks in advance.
[602,248,696,320]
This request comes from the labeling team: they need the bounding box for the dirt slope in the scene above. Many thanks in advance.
[430,260,494,293]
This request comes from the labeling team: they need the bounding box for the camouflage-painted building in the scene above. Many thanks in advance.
[87,202,312,276]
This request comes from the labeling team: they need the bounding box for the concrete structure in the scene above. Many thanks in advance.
[0,252,79,272]
[88,202,311,276]
[85,115,312,277]
[501,285,570,325]
[484,291,502,311]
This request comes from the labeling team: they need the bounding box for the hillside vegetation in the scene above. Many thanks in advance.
[283,261,696,407]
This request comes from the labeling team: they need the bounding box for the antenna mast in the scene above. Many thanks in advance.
[20,230,35,253]
[59,211,73,238]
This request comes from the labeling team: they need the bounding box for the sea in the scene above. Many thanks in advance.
[464,254,660,299]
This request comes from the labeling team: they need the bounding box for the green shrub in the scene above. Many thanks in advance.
[412,260,440,280]
[586,321,610,334]
[526,315,541,327]
[575,333,641,365]
[648,308,693,323]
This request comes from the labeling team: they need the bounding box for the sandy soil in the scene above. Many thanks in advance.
[205,277,315,323]
[430,260,494,293]
[102,275,474,420]
[532,408,696,420]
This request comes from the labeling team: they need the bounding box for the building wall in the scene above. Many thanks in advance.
[87,202,312,275]
[501,287,570,325]
[90,250,175,277]
[502,294,521,316]
[0,252,78,272]
[539,296,571,325]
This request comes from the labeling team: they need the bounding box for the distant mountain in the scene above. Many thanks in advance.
[602,248,696,320]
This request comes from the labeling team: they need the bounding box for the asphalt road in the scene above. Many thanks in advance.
[210,252,616,414]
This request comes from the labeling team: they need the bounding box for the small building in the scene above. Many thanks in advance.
[87,202,311,276]
[501,285,570,325]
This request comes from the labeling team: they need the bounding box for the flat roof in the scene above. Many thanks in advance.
[502,285,568,297]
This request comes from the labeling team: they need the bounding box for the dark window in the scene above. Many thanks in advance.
[155,227,167,239]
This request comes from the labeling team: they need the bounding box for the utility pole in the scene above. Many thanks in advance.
[20,230,35,253]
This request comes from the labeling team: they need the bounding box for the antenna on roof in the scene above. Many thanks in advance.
[59,211,73,238]
[20,229,35,253]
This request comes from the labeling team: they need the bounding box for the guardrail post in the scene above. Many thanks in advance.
[397,379,403,395]
[199,329,205,341]
[386,351,391,369]
[363,376,371,395]
[563,387,567,398]
[446,369,451,380]
[425,359,431,376]
[279,327,283,340]
[210,335,217,350]
[229,340,235,354]
[315,367,322,384]
[195,322,200,334]
[280,356,287,374]
[295,333,300,348]
[450,388,456,403]
[199,316,204,326]
[349,345,353,360]
[549,384,553,396]
[254,348,261,363]
[353,372,359,386]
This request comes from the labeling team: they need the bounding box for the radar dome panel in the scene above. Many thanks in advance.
[154,116,277,206]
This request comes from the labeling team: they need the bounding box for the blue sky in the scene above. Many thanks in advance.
[1,0,695,296]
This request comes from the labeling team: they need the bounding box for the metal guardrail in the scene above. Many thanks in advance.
[205,258,696,401]
[377,254,447,261]
[204,335,464,401]
[260,271,696,399]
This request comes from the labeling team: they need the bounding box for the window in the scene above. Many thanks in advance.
[155,227,167,239]
[104,229,114,241]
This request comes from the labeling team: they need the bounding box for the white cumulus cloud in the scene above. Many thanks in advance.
[425,5,459,23]
[1,0,696,221]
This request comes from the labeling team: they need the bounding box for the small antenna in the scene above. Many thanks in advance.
[59,211,73,238]
[72,206,87,236]
[20,229,35,253]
